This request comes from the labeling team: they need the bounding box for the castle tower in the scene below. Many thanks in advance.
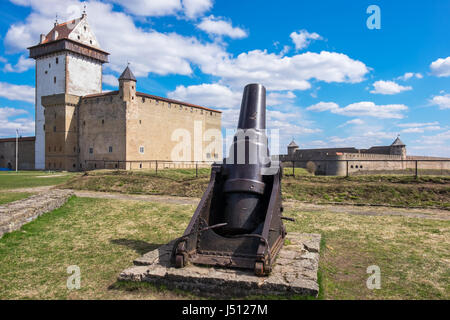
[119,65,137,102]
[28,13,109,169]
[390,136,406,159]
[287,140,299,156]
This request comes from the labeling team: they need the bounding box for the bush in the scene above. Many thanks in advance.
[306,161,316,175]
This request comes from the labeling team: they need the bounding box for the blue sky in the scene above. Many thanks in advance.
[0,0,449,156]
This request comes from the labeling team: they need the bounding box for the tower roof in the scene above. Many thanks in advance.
[288,140,299,148]
[391,136,405,146]
[119,66,136,81]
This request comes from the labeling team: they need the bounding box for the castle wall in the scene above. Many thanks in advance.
[0,137,35,170]
[66,53,102,96]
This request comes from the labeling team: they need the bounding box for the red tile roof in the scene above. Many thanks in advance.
[41,19,81,44]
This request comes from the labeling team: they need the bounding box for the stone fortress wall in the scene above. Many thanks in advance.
[279,138,450,176]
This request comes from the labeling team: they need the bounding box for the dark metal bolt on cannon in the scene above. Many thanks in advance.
[172,83,289,276]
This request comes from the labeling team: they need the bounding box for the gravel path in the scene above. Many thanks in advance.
[3,187,449,221]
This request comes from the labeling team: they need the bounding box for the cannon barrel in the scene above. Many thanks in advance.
[222,83,270,234]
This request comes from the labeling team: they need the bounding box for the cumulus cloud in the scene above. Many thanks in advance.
[108,0,182,17]
[0,107,35,137]
[0,82,35,103]
[197,16,247,39]
[102,74,118,88]
[430,93,450,109]
[308,101,408,119]
[182,0,214,19]
[208,50,369,91]
[5,0,369,92]
[5,0,227,77]
[396,72,423,81]
[430,56,450,77]
[338,118,364,127]
[3,55,34,73]
[290,30,322,50]
[370,80,412,95]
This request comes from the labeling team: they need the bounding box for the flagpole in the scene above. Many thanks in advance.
[15,129,18,173]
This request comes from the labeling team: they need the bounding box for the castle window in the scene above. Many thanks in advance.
[108,146,113,153]
[168,103,171,108]
[45,70,48,74]
[139,163,142,169]
[139,120,141,124]
[49,63,51,68]
[210,112,212,116]
[142,97,145,103]
[83,121,86,126]
[53,126,56,132]
[56,57,58,64]
[206,153,211,159]
[43,124,45,131]
[360,165,363,169]
[53,76,56,84]
[89,148,93,154]
[73,164,76,168]
[350,165,354,168]
[84,26,87,31]
[90,40,92,45]
[102,119,104,125]
[139,146,144,154]
[59,146,62,152]
[78,35,81,40]
[355,165,359,168]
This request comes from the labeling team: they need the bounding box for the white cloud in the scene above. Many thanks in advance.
[306,102,339,112]
[3,55,34,73]
[102,74,118,87]
[108,0,182,17]
[0,82,35,103]
[396,72,422,81]
[338,118,364,127]
[370,80,412,95]
[182,0,213,19]
[290,30,322,50]
[5,1,227,77]
[430,56,450,77]
[208,50,369,91]
[0,107,35,137]
[397,121,439,128]
[197,16,247,39]
[168,83,241,110]
[267,91,295,106]
[430,93,450,109]
[401,126,441,133]
[308,101,408,119]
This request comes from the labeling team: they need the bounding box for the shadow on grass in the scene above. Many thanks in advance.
[110,238,163,255]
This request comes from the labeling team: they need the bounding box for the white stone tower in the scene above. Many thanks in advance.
[28,13,109,169]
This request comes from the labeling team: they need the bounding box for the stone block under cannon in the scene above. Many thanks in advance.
[172,83,290,276]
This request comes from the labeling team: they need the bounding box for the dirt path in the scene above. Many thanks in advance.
[71,190,200,206]
[2,186,54,193]
[66,189,450,221]
[284,200,450,221]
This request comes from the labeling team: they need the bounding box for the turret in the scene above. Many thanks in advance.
[119,65,136,102]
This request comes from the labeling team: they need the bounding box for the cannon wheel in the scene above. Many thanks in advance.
[175,254,185,268]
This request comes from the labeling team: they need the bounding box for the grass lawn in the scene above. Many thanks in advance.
[62,169,450,209]
[0,192,34,205]
[0,196,448,299]
[0,171,79,190]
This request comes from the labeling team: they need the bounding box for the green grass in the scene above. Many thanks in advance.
[0,171,79,190]
[0,196,448,299]
[0,192,33,205]
[63,169,450,209]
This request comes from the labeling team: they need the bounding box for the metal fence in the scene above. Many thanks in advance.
[83,159,215,177]
[282,159,450,178]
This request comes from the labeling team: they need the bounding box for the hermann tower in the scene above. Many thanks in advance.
[28,12,109,169]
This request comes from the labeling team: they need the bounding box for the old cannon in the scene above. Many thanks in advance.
[172,83,287,276]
